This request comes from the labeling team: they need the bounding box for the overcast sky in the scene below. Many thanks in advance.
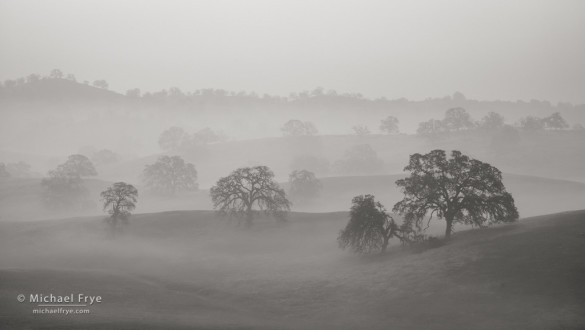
[1,0,584,103]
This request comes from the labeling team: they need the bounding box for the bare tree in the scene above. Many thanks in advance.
[210,166,291,226]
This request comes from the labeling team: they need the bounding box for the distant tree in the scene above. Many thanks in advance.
[519,116,545,131]
[352,125,371,136]
[191,127,225,145]
[334,144,384,174]
[143,155,198,195]
[338,195,402,254]
[479,112,505,130]
[49,69,63,79]
[100,182,138,236]
[66,74,76,82]
[573,123,585,131]
[158,127,189,151]
[290,155,330,175]
[40,155,97,209]
[0,163,10,177]
[125,88,141,98]
[288,169,322,203]
[58,154,98,177]
[210,166,290,226]
[443,107,474,131]
[393,150,518,239]
[92,80,109,89]
[281,119,318,136]
[379,116,399,134]
[417,119,445,135]
[543,112,569,130]
[91,149,119,166]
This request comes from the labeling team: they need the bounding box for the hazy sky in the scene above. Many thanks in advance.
[1,0,584,103]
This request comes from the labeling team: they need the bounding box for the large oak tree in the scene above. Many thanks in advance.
[210,166,290,226]
[393,150,518,239]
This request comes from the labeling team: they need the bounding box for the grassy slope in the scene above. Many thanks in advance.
[0,210,584,329]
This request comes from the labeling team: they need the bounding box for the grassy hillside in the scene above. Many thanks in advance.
[0,210,584,329]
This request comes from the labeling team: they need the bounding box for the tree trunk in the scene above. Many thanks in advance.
[245,205,253,227]
[445,217,453,239]
[381,235,390,254]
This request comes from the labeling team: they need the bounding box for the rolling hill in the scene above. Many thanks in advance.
[0,210,584,329]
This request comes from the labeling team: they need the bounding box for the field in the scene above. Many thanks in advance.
[1,209,584,329]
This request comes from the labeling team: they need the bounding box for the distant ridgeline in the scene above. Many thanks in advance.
[1,71,583,117]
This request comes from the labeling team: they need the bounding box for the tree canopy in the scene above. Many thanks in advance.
[379,116,399,134]
[338,195,401,254]
[281,119,318,136]
[143,155,198,195]
[40,154,97,210]
[210,166,290,226]
[288,169,322,203]
[100,182,138,235]
[393,150,518,239]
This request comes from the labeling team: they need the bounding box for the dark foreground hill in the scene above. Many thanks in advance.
[0,210,584,329]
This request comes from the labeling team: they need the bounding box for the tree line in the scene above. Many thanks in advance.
[36,149,518,255]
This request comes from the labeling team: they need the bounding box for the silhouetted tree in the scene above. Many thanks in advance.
[210,166,290,226]
[100,182,138,236]
[479,112,505,130]
[379,116,399,134]
[443,108,474,131]
[393,150,518,239]
[281,119,318,136]
[288,169,322,203]
[143,155,198,195]
[338,195,401,254]
[158,127,189,151]
[543,112,569,130]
